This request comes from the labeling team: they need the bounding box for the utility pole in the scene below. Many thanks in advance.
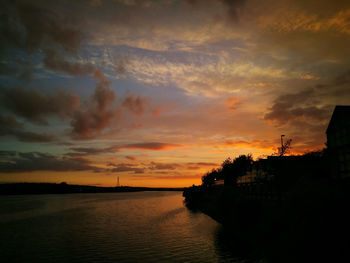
[117,176,120,187]
[281,134,285,156]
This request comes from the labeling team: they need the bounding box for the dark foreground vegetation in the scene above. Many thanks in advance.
[183,152,350,263]
[0,182,183,195]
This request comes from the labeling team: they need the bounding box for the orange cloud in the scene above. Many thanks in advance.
[225,97,240,110]
[125,155,137,161]
[223,140,274,151]
[300,73,319,80]
[121,142,183,151]
[259,8,350,35]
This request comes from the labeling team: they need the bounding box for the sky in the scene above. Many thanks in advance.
[1,0,350,187]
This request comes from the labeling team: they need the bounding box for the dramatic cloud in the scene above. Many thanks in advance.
[70,71,118,139]
[258,6,350,35]
[263,71,350,127]
[0,1,82,52]
[0,87,79,125]
[0,1,84,82]
[69,142,181,155]
[121,142,182,151]
[0,114,53,142]
[261,72,350,151]
[0,151,98,173]
[264,88,331,126]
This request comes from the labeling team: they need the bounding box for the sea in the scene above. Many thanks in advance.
[0,191,247,263]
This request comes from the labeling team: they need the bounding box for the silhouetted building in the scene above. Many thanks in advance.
[237,154,328,185]
[326,105,350,178]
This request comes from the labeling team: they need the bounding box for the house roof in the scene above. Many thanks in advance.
[326,105,350,134]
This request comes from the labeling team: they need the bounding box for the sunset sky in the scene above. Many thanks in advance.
[1,0,350,187]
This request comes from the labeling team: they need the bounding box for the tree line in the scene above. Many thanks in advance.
[202,154,253,187]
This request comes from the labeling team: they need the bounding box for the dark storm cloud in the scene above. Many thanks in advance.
[0,1,82,54]
[0,70,121,141]
[0,151,99,173]
[265,103,330,126]
[0,113,56,142]
[264,88,331,126]
[264,70,350,127]
[0,87,80,125]
[0,1,84,81]
[69,142,182,156]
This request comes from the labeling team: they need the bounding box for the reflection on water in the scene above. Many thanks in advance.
[0,192,245,263]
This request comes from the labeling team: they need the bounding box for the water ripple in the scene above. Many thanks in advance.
[0,192,246,263]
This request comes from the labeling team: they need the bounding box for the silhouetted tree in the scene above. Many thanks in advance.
[202,168,220,187]
[276,139,292,156]
[221,157,234,183]
[201,154,253,187]
[224,154,253,185]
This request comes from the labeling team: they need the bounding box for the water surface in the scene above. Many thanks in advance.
[0,192,244,263]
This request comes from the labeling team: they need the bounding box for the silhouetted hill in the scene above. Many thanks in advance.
[0,183,184,195]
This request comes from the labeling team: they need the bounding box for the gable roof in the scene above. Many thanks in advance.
[326,105,350,134]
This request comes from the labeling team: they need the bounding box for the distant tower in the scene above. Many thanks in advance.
[117,176,120,187]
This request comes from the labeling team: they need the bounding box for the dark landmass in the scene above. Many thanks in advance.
[183,150,350,263]
[0,182,184,195]
[184,180,350,263]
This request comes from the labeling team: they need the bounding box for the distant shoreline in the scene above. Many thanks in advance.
[0,182,184,195]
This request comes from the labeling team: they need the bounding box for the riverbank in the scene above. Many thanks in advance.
[0,183,184,195]
[183,179,350,263]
